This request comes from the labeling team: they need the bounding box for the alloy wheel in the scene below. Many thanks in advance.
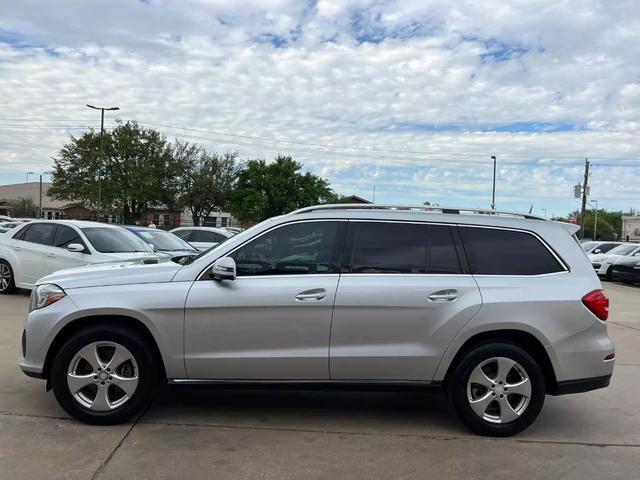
[466,356,532,424]
[0,263,11,291]
[67,341,139,411]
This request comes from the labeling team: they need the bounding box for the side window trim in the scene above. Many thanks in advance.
[198,219,348,280]
[457,224,569,276]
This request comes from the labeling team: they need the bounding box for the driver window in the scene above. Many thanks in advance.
[231,221,341,276]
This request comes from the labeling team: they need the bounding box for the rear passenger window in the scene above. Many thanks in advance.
[194,230,226,243]
[21,223,55,246]
[460,227,564,275]
[347,222,460,274]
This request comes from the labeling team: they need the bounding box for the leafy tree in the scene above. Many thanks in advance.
[8,197,36,217]
[50,121,184,223]
[177,146,239,226]
[229,155,338,223]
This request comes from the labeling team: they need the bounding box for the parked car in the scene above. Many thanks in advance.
[610,255,640,284]
[0,221,23,230]
[223,227,243,234]
[581,241,623,255]
[20,205,614,437]
[169,226,234,251]
[122,226,198,258]
[0,220,157,292]
[589,243,640,279]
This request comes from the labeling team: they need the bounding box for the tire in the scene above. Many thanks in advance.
[605,266,613,281]
[51,324,160,425]
[0,260,17,294]
[447,341,546,437]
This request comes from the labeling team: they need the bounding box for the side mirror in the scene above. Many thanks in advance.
[67,243,85,253]
[593,248,602,254]
[210,257,236,281]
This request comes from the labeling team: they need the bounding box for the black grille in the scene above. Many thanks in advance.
[21,330,26,357]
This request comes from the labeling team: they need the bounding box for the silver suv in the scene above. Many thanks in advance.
[19,205,615,436]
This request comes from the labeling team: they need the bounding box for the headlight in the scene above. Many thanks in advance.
[30,284,66,312]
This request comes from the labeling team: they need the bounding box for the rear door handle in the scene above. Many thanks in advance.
[13,246,22,252]
[295,288,327,301]
[428,289,458,302]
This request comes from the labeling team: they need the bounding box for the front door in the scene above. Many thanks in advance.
[330,221,482,381]
[184,220,346,380]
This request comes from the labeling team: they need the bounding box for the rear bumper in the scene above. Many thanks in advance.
[551,374,611,395]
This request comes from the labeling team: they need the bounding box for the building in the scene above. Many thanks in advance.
[0,182,71,220]
[622,216,640,242]
[337,195,372,204]
[179,209,240,228]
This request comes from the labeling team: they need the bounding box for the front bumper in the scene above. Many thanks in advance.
[591,262,611,275]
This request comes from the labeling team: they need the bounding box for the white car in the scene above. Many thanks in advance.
[0,220,157,293]
[589,243,640,279]
[581,241,623,255]
[169,227,234,251]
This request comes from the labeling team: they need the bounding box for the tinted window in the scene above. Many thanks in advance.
[81,227,151,253]
[193,230,227,243]
[133,229,195,252]
[173,230,193,241]
[21,223,55,246]
[598,243,619,253]
[347,222,460,274]
[460,227,564,275]
[231,221,341,276]
[53,225,84,249]
[12,224,31,240]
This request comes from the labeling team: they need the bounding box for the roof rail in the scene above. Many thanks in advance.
[290,204,547,220]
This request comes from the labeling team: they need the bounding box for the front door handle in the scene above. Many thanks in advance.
[47,253,57,258]
[428,289,458,302]
[295,288,327,301]
[13,246,22,252]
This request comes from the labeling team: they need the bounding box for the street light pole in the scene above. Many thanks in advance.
[590,199,598,240]
[86,104,119,221]
[491,156,497,210]
[26,171,35,183]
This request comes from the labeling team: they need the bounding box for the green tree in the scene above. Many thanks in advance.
[50,121,184,223]
[8,197,36,218]
[177,146,239,226]
[228,155,338,223]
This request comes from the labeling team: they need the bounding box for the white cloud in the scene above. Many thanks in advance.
[0,0,639,214]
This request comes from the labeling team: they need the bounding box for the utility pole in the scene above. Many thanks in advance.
[26,171,34,183]
[87,104,119,221]
[38,175,43,219]
[491,156,497,210]
[580,158,590,239]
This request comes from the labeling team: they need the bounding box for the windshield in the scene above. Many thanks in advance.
[581,241,598,252]
[134,229,196,252]
[82,227,153,253]
[607,244,638,256]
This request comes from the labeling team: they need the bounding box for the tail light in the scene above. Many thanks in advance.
[582,289,609,321]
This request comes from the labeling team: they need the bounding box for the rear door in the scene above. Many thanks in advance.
[11,222,56,285]
[330,221,482,381]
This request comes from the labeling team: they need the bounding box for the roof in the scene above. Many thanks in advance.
[171,226,232,235]
[18,219,123,229]
[286,204,579,235]
[0,182,70,209]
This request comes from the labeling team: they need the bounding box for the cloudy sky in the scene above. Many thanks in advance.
[1,0,640,216]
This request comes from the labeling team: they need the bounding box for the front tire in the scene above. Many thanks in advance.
[51,324,160,425]
[0,260,17,294]
[447,342,546,437]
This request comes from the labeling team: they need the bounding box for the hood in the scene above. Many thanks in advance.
[590,253,621,263]
[614,255,640,267]
[100,252,159,261]
[38,257,183,290]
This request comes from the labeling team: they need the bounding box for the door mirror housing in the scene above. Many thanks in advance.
[210,257,236,281]
[67,243,85,253]
[593,248,602,254]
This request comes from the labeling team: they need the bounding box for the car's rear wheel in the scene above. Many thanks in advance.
[447,342,546,437]
[605,266,613,281]
[0,260,17,294]
[51,324,160,425]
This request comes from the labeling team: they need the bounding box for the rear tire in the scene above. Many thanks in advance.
[51,324,160,425]
[447,341,546,437]
[605,266,613,281]
[0,260,17,294]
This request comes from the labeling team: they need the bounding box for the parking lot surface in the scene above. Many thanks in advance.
[1,283,639,479]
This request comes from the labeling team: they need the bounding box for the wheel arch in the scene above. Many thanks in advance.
[43,314,167,390]
[441,329,558,394]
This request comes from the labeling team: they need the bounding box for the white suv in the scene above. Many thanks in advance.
[19,205,614,436]
[0,220,157,292]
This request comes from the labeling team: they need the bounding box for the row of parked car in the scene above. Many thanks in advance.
[582,240,640,284]
[0,217,237,293]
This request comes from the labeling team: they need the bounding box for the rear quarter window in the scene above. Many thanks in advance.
[460,226,565,275]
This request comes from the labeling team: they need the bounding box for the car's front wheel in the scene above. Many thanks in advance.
[51,324,160,425]
[447,342,546,437]
[0,260,17,294]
